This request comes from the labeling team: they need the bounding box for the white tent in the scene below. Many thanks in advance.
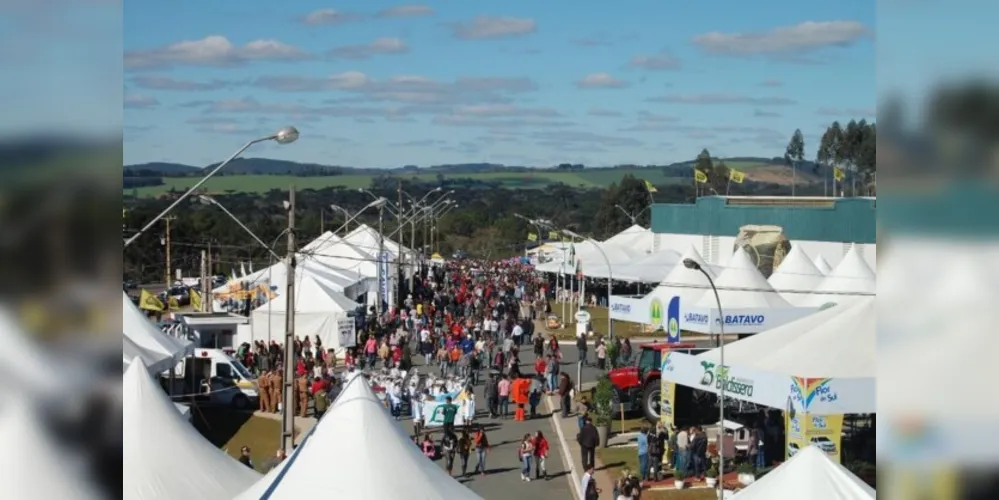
[0,309,77,396]
[614,248,683,283]
[768,245,826,306]
[695,246,792,310]
[234,376,483,500]
[123,336,174,374]
[123,292,191,369]
[698,297,875,380]
[603,224,654,254]
[813,255,833,275]
[343,224,413,261]
[647,244,717,306]
[535,240,644,275]
[0,396,102,499]
[123,359,260,500]
[250,274,359,348]
[805,245,876,307]
[731,445,874,500]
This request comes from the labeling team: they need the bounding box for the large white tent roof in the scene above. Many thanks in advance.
[645,244,717,306]
[0,309,76,396]
[805,245,876,307]
[218,257,366,298]
[344,223,412,258]
[254,274,359,314]
[535,239,644,274]
[603,224,654,254]
[0,396,102,499]
[813,254,833,275]
[613,248,683,283]
[698,297,875,379]
[695,246,791,309]
[123,336,174,374]
[123,359,261,500]
[768,245,826,306]
[731,445,874,500]
[122,292,191,363]
[234,376,482,500]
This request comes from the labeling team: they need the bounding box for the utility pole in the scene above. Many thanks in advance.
[409,216,416,295]
[281,187,297,454]
[376,203,385,318]
[199,249,208,312]
[163,216,176,286]
[396,180,403,307]
[207,241,213,281]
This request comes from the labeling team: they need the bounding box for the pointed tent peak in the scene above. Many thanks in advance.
[301,231,336,252]
[813,254,833,275]
[732,445,874,500]
[332,373,377,408]
[725,245,757,270]
[677,244,711,269]
[830,245,876,280]
[773,245,822,276]
[126,356,150,376]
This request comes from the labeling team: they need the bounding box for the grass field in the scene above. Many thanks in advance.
[545,301,650,340]
[193,408,283,473]
[124,163,785,197]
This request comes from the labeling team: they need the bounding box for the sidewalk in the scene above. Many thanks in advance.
[545,394,615,500]
[252,411,316,445]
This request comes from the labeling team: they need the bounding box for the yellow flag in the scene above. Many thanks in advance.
[729,169,746,184]
[694,170,708,184]
[548,231,559,240]
[189,289,202,311]
[527,232,538,242]
[643,179,658,193]
[139,289,165,312]
[168,296,180,310]
[833,167,846,181]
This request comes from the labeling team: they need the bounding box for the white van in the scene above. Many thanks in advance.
[173,348,258,409]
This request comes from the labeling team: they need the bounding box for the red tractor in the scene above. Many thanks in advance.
[608,342,710,423]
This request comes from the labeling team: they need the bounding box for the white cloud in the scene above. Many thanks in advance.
[693,21,872,57]
[628,53,681,71]
[300,9,361,25]
[575,73,628,89]
[131,75,232,91]
[816,107,875,117]
[451,16,537,40]
[124,35,308,70]
[377,4,434,17]
[124,93,159,109]
[647,93,797,106]
[329,38,408,59]
[588,108,622,117]
[758,79,783,87]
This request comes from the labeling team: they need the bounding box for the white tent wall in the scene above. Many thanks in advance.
[249,274,359,348]
[123,360,260,500]
[122,292,192,365]
[768,245,827,306]
[805,245,877,307]
[123,336,174,374]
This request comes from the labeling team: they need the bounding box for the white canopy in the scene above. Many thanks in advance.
[122,292,191,368]
[603,224,654,254]
[535,240,644,275]
[695,246,792,310]
[234,376,483,500]
[0,309,76,396]
[698,297,875,379]
[646,244,717,305]
[614,248,683,283]
[343,224,413,261]
[805,245,876,307]
[813,255,833,275]
[123,336,174,374]
[123,359,260,500]
[732,445,874,500]
[768,245,826,306]
[221,257,367,300]
[250,274,359,348]
[0,396,102,499]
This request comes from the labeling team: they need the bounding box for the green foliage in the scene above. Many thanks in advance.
[592,375,615,426]
[605,341,620,368]
[706,465,718,478]
[737,462,756,475]
[673,467,687,480]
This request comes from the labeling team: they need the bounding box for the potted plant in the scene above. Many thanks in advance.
[706,465,719,488]
[673,468,686,489]
[605,341,620,368]
[737,462,756,486]
[592,375,615,447]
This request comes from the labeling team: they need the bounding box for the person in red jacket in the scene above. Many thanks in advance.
[533,430,550,480]
[534,356,546,378]
[295,358,307,377]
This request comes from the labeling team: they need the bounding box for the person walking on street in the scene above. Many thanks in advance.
[636,425,650,482]
[442,431,458,476]
[473,425,490,476]
[577,416,599,470]
[595,340,607,370]
[457,429,472,477]
[557,372,572,419]
[533,430,550,480]
[581,465,601,500]
[519,433,535,482]
[576,334,589,367]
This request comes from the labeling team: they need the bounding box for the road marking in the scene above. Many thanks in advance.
[545,395,581,500]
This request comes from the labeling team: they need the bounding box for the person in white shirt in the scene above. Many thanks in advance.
[512,323,524,346]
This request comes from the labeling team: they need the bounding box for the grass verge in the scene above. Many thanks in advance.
[193,407,282,472]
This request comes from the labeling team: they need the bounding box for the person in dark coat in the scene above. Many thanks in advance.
[577,416,599,470]
[690,426,708,479]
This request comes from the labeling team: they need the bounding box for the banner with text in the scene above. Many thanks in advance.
[378,251,390,305]
[422,401,469,428]
[610,294,818,335]
[785,410,845,463]
[336,316,356,349]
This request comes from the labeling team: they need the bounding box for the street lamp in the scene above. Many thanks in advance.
[614,204,638,225]
[682,257,726,496]
[124,126,299,248]
[198,196,282,261]
[562,229,614,341]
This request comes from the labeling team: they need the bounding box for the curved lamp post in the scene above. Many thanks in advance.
[683,257,726,496]
[124,126,299,248]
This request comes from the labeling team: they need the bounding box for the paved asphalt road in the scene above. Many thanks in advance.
[399,349,577,500]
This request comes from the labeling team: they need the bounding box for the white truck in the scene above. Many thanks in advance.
[170,348,258,410]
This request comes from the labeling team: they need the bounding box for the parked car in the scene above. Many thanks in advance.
[810,436,837,454]
[788,442,801,457]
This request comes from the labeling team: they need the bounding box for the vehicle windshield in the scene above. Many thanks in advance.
[227,355,255,380]
[636,348,660,373]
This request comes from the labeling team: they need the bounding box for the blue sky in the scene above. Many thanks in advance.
[123,0,875,167]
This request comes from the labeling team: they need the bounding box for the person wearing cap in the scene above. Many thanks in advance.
[238,446,253,469]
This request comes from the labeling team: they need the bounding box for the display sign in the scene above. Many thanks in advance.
[378,251,390,304]
[574,310,591,323]
[422,400,469,428]
[336,316,356,348]
[666,296,681,343]
[786,411,844,463]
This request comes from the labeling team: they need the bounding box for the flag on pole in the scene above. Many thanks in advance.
[833,167,846,181]
[694,170,708,184]
[527,232,538,242]
[189,289,202,311]
[139,289,165,312]
[548,231,558,240]
[167,296,180,310]
[728,169,746,184]
[643,179,658,193]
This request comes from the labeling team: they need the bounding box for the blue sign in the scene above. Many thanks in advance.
[719,314,765,326]
[378,251,390,304]
[666,296,681,343]
[684,312,709,325]
[610,302,631,314]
